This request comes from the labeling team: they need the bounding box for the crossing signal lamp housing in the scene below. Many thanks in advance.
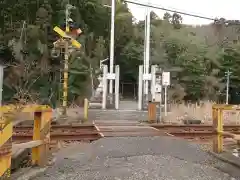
[53,26,82,48]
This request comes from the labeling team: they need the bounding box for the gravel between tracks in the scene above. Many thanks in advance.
[34,136,239,180]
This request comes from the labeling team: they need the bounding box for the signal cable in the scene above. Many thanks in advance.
[125,0,238,24]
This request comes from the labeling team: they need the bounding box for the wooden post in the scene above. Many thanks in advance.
[0,117,12,179]
[32,107,52,166]
[212,106,223,153]
[148,102,156,123]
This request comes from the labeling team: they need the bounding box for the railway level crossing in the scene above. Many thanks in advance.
[2,1,240,179]
[1,104,240,179]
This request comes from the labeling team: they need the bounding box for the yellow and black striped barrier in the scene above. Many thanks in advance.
[0,116,12,179]
[0,105,52,178]
[31,106,52,166]
[212,105,223,153]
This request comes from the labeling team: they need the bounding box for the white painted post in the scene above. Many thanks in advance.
[159,94,162,123]
[151,65,156,101]
[162,71,170,116]
[102,65,108,109]
[138,65,143,110]
[164,86,167,116]
[115,65,120,109]
[0,65,4,106]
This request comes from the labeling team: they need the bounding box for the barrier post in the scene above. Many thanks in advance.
[212,106,223,153]
[83,98,89,121]
[148,101,156,123]
[32,107,52,166]
[0,116,12,179]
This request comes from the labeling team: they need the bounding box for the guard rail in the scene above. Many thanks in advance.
[0,105,52,179]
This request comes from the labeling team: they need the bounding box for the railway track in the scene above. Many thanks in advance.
[152,124,240,142]
[151,124,240,132]
[13,124,102,142]
[12,124,240,142]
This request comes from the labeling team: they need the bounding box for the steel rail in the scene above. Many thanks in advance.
[12,124,240,143]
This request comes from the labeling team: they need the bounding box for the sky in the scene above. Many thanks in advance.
[127,0,240,25]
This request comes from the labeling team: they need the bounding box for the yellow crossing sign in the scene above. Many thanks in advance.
[53,26,81,48]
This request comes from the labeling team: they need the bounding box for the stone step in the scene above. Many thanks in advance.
[89,102,102,109]
[89,109,149,121]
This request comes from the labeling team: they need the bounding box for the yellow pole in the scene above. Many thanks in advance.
[32,111,42,166]
[212,106,223,153]
[83,98,89,121]
[212,106,217,152]
[0,117,12,179]
[32,107,52,166]
[62,9,70,116]
[62,41,69,116]
[216,109,223,153]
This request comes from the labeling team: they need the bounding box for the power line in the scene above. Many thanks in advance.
[124,0,222,22]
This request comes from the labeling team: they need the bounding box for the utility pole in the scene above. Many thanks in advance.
[225,70,231,104]
[143,0,150,103]
[109,0,115,105]
[145,1,150,93]
[143,7,147,99]
[90,64,94,98]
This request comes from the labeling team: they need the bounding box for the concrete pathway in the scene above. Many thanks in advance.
[33,136,240,180]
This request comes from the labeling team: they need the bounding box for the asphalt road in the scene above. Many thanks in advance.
[33,136,240,180]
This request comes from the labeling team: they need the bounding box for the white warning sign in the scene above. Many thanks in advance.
[162,72,170,86]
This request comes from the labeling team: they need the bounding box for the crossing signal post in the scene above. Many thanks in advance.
[53,4,82,116]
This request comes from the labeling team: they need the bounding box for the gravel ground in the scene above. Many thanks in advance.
[34,136,240,180]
